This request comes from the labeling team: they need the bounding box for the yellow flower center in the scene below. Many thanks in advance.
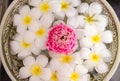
[61,55,72,64]
[51,72,58,81]
[91,35,101,43]
[35,27,45,37]
[30,65,42,76]
[61,1,70,11]
[40,2,51,13]
[85,15,94,24]
[23,15,32,25]
[91,54,100,62]
[70,72,79,81]
[21,40,31,49]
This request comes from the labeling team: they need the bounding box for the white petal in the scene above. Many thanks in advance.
[14,34,23,42]
[95,62,108,73]
[50,58,62,71]
[19,67,31,79]
[30,8,42,20]
[29,0,41,7]
[24,31,36,43]
[80,74,90,81]
[17,26,27,35]
[84,60,94,71]
[66,7,77,18]
[75,65,88,75]
[18,50,31,59]
[54,11,65,20]
[35,39,46,50]
[78,3,89,13]
[51,0,61,13]
[72,52,83,65]
[101,30,113,43]
[29,21,40,32]
[79,38,93,48]
[80,48,91,59]
[49,52,61,58]
[94,15,108,31]
[84,25,97,37]
[31,45,41,55]
[39,14,54,28]
[23,56,35,67]
[40,68,51,80]
[13,14,22,26]
[53,20,65,26]
[19,5,30,15]
[70,0,81,7]
[76,29,85,39]
[36,55,48,67]
[29,76,41,81]
[58,75,69,81]
[89,2,102,15]
[10,41,21,54]
[67,15,85,28]
[94,43,106,53]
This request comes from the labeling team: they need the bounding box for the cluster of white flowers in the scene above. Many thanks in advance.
[10,0,113,81]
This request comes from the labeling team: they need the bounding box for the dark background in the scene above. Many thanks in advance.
[0,0,120,81]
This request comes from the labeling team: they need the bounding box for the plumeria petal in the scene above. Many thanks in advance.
[39,14,54,28]
[19,67,31,79]
[23,56,35,67]
[75,29,85,39]
[29,21,40,32]
[19,5,30,15]
[84,60,94,71]
[29,0,41,7]
[40,68,51,80]
[80,48,91,59]
[30,8,42,20]
[101,30,113,43]
[10,41,21,54]
[75,65,88,75]
[66,7,77,18]
[36,55,48,67]
[18,50,31,59]
[80,74,90,81]
[94,43,106,53]
[16,26,27,35]
[35,38,46,50]
[13,14,22,26]
[54,11,65,20]
[95,62,108,73]
[31,45,41,55]
[14,34,23,42]
[89,2,102,15]
[78,3,89,14]
[94,15,108,31]
[67,15,85,28]
[70,0,81,7]
[58,75,69,81]
[53,20,65,26]
[29,76,41,81]
[79,38,93,48]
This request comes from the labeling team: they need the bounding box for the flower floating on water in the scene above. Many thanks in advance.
[80,27,113,48]
[13,5,41,34]
[19,55,51,81]
[54,0,80,19]
[80,46,111,73]
[50,52,82,71]
[46,23,77,54]
[10,32,40,59]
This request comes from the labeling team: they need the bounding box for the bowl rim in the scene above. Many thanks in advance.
[0,0,120,81]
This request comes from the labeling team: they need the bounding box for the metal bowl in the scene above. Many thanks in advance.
[0,0,120,81]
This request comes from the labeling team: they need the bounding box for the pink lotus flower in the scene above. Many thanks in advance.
[46,23,77,54]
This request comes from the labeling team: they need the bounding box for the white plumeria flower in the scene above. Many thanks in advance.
[68,2,108,32]
[53,0,80,20]
[13,5,41,34]
[50,52,83,71]
[58,65,90,81]
[80,27,113,48]
[19,55,51,81]
[80,46,111,73]
[29,0,55,16]
[29,15,54,50]
[10,32,40,59]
